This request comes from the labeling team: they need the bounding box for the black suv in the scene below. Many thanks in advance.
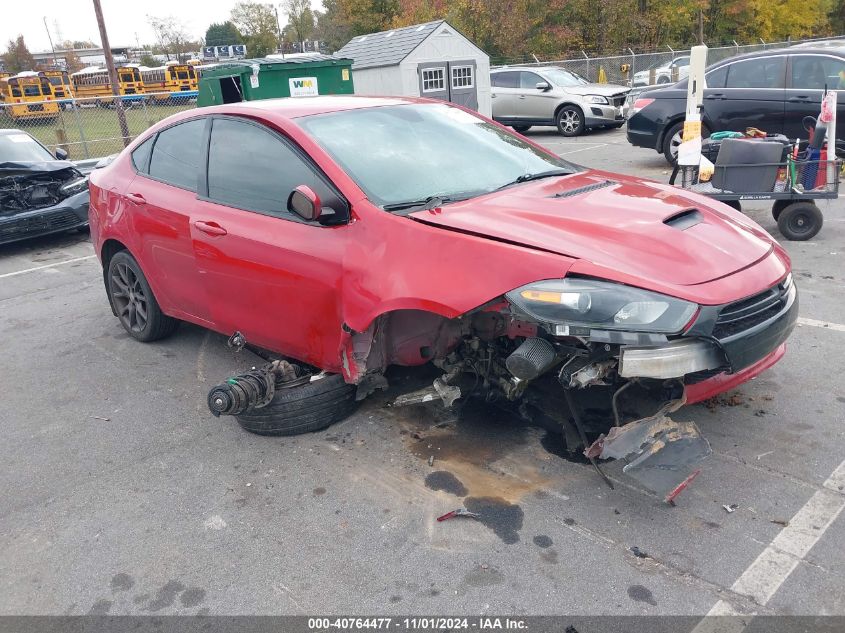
[627,47,845,164]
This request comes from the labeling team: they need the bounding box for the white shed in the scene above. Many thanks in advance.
[336,20,491,117]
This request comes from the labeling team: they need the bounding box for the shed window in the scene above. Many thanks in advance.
[451,65,473,89]
[421,68,445,92]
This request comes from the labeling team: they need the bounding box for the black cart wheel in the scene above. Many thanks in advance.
[235,373,357,436]
[777,202,823,241]
[512,125,532,133]
[771,199,811,221]
[556,105,585,137]
[723,199,742,212]
[107,251,179,342]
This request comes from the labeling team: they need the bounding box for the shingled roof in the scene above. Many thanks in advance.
[336,21,445,70]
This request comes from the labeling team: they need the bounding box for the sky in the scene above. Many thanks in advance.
[3,0,320,53]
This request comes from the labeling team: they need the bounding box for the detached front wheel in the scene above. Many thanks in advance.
[235,373,357,436]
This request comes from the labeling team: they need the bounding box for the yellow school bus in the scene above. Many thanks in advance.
[42,69,74,102]
[140,63,198,102]
[70,66,145,104]
[0,72,60,121]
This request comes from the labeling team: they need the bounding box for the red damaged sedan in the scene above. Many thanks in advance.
[89,96,797,497]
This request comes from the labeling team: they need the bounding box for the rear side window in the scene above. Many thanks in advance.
[131,136,154,173]
[148,119,205,192]
[725,56,786,89]
[705,65,728,89]
[206,118,339,217]
[791,55,845,90]
[491,72,519,88]
[519,72,544,89]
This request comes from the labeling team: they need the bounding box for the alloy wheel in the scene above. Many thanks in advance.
[110,262,149,333]
[559,109,581,134]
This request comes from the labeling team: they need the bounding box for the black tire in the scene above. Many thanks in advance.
[771,199,795,221]
[556,105,585,137]
[662,121,710,166]
[777,202,823,241]
[723,199,742,212]
[610,122,625,129]
[235,373,357,436]
[106,250,179,342]
[657,76,671,84]
[512,125,532,133]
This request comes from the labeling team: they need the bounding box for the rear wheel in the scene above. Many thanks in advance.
[663,121,710,166]
[106,251,179,342]
[235,373,357,436]
[777,202,823,241]
[512,125,532,133]
[556,105,585,137]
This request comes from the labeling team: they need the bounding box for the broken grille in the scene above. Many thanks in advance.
[712,277,791,339]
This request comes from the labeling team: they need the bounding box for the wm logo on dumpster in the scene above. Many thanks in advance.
[289,76,319,97]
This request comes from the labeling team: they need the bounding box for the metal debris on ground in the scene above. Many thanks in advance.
[428,455,434,467]
[771,519,789,527]
[436,508,480,522]
[90,416,111,421]
[723,504,739,513]
[584,398,711,500]
[630,546,650,559]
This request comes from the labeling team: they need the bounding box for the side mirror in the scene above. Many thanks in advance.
[536,81,551,91]
[55,147,69,160]
[288,185,321,221]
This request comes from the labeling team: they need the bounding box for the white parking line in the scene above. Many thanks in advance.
[0,255,97,279]
[692,459,845,630]
[797,317,845,333]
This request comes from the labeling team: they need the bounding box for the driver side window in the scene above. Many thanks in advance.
[206,117,342,219]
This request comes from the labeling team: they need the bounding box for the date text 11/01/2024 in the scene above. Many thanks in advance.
[307,618,528,630]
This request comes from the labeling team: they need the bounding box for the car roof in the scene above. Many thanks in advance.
[0,129,32,137]
[710,45,845,67]
[198,95,429,119]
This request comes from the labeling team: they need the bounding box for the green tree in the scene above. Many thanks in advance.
[231,2,280,57]
[284,0,316,47]
[2,35,36,73]
[205,21,242,47]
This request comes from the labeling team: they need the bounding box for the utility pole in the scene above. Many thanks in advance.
[273,5,285,57]
[92,0,130,146]
[43,17,59,69]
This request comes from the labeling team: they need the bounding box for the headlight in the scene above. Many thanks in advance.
[584,95,609,105]
[506,278,697,334]
[59,176,89,196]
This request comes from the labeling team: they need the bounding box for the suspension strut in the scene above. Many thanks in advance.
[207,360,304,417]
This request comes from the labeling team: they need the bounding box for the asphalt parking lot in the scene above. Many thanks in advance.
[1,125,844,619]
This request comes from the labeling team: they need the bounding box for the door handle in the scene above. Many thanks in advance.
[704,93,726,100]
[193,221,227,236]
[788,95,812,102]
[126,192,146,204]
[518,95,526,99]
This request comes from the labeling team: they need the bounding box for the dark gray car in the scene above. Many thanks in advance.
[0,129,89,245]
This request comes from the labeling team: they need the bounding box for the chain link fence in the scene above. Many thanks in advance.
[492,34,843,94]
[0,93,196,162]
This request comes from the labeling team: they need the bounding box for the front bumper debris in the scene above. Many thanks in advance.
[585,397,712,501]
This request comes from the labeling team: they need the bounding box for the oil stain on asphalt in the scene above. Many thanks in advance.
[425,471,468,496]
[463,496,524,544]
[627,584,657,606]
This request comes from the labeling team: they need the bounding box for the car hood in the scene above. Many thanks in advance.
[564,83,630,96]
[0,160,80,177]
[409,171,774,287]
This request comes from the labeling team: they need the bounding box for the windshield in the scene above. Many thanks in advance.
[48,76,62,85]
[0,132,55,162]
[542,68,588,87]
[298,103,578,208]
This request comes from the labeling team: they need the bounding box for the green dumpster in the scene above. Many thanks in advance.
[197,55,354,107]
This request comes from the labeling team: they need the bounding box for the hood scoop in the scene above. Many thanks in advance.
[552,179,616,198]
[663,208,703,230]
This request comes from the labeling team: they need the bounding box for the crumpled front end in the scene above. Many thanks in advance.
[0,162,90,245]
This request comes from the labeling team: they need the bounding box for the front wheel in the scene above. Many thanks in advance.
[107,251,179,342]
[777,202,823,241]
[556,105,585,137]
[512,125,532,133]
[663,121,710,166]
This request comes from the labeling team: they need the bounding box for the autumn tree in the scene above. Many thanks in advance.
[148,15,192,61]
[206,21,242,47]
[231,2,280,57]
[285,0,316,48]
[2,36,36,73]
